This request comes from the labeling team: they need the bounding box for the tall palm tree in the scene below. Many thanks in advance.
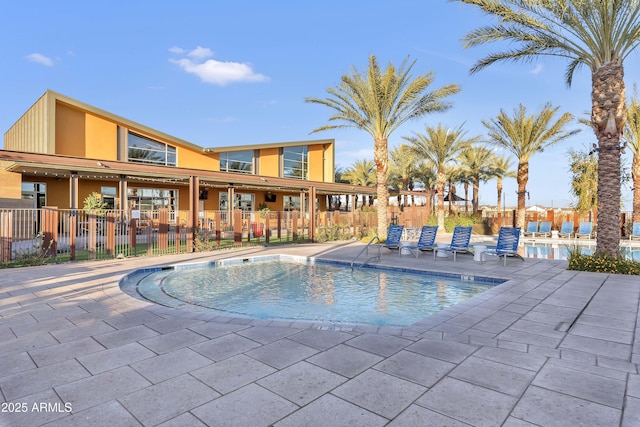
[482,103,578,229]
[626,96,640,223]
[390,144,418,209]
[490,154,516,210]
[306,55,460,239]
[405,124,479,229]
[459,146,495,213]
[454,0,640,256]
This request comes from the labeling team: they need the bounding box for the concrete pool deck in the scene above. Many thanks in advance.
[1,240,639,426]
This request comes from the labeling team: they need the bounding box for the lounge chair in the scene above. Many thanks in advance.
[630,222,640,241]
[576,222,593,239]
[558,221,574,238]
[383,225,404,251]
[412,225,438,257]
[537,221,552,237]
[523,221,538,237]
[482,227,523,266]
[434,226,472,262]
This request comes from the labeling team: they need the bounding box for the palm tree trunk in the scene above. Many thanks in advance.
[374,137,389,239]
[497,178,503,209]
[472,176,480,214]
[516,162,528,229]
[464,182,469,213]
[632,152,640,223]
[436,169,446,229]
[592,62,624,256]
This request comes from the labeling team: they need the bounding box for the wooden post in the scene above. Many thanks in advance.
[69,213,76,261]
[88,212,97,260]
[292,211,298,240]
[106,212,116,256]
[233,209,242,245]
[129,218,137,255]
[158,209,169,251]
[0,211,13,262]
[42,207,58,258]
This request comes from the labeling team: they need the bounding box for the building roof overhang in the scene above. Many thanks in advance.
[0,150,375,196]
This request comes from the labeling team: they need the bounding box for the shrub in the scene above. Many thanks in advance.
[567,250,640,275]
[426,214,483,233]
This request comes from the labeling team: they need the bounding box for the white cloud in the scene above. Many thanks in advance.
[25,53,54,67]
[187,46,213,60]
[170,46,269,86]
[530,64,543,75]
[168,46,185,54]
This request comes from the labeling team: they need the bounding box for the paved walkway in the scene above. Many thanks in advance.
[1,240,639,426]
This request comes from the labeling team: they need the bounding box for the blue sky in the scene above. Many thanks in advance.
[1,0,636,209]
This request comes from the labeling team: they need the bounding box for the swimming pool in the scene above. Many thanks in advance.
[522,242,640,261]
[120,255,503,327]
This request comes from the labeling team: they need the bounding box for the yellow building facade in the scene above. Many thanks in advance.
[1,90,362,219]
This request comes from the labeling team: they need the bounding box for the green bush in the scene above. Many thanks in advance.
[567,251,640,275]
[426,214,483,233]
[315,224,351,242]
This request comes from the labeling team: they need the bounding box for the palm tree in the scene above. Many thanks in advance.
[567,146,599,212]
[458,146,495,213]
[490,155,516,211]
[405,124,479,229]
[626,95,640,223]
[454,0,640,256]
[342,159,376,208]
[482,103,578,229]
[414,161,438,217]
[306,55,460,239]
[390,144,418,209]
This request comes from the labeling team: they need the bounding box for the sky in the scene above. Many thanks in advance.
[1,0,637,209]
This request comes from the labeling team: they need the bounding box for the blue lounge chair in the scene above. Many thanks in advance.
[538,221,552,237]
[482,227,523,266]
[576,222,593,239]
[630,222,640,241]
[558,221,574,238]
[398,225,438,258]
[383,225,404,251]
[434,226,472,262]
[416,225,438,257]
[523,221,538,237]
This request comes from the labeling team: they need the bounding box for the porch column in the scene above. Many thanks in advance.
[227,184,234,227]
[69,171,79,209]
[308,186,316,242]
[300,189,306,238]
[189,176,199,252]
[119,175,128,216]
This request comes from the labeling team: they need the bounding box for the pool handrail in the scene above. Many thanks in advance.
[352,235,381,269]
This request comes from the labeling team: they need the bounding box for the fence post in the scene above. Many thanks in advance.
[106,212,116,256]
[88,212,97,260]
[158,209,169,251]
[42,207,58,258]
[233,209,243,245]
[0,211,12,262]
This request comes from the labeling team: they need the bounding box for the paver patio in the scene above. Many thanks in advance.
[1,239,639,426]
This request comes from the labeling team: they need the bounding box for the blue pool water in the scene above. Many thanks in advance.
[120,256,502,327]
[522,242,640,261]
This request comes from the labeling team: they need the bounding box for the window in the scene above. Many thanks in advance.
[220,150,253,174]
[219,192,254,211]
[21,182,46,208]
[283,146,308,179]
[127,187,178,220]
[101,186,117,209]
[128,132,177,166]
[284,196,300,211]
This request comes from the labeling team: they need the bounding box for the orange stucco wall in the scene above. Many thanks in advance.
[308,144,324,181]
[55,103,118,160]
[0,169,22,198]
[55,103,86,157]
[259,147,280,177]
[177,145,213,170]
[85,114,117,160]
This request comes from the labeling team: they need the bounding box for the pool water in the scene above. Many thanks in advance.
[120,256,500,327]
[522,243,640,261]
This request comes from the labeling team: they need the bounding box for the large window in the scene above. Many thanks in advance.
[128,132,177,166]
[219,192,254,211]
[283,146,308,179]
[220,150,253,174]
[127,188,178,216]
[101,186,117,209]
